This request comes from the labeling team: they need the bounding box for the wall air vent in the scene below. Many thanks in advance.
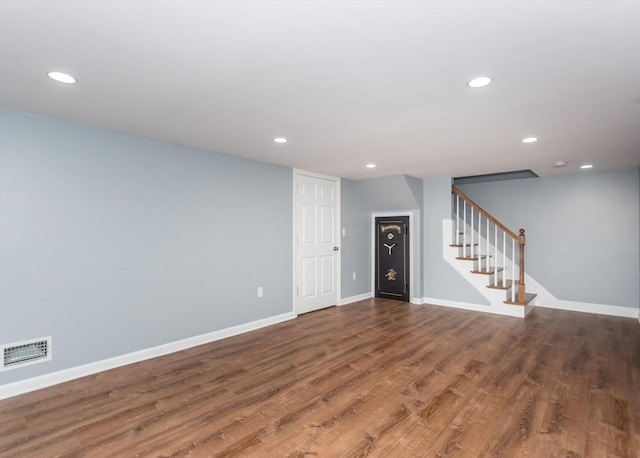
[1,337,52,371]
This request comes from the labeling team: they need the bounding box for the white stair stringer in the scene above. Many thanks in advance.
[441,219,535,318]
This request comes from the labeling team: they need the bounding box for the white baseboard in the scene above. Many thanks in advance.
[441,219,638,321]
[0,311,296,400]
[422,297,526,318]
[536,300,639,318]
[339,292,373,306]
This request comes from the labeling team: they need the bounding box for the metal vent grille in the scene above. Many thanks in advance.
[1,337,52,371]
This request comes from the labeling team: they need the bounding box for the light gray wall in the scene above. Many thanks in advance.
[405,175,424,298]
[346,174,490,304]
[405,175,424,210]
[351,174,423,299]
[457,168,640,309]
[0,109,293,384]
[354,174,421,211]
[422,177,489,304]
[340,179,371,298]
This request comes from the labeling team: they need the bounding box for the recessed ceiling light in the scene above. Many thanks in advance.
[47,71,76,84]
[580,164,593,169]
[273,137,287,143]
[467,76,492,88]
[366,163,376,168]
[553,161,568,168]
[522,137,538,143]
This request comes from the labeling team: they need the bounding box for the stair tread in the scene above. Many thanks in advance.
[471,268,504,275]
[504,293,537,306]
[450,243,479,247]
[458,254,492,261]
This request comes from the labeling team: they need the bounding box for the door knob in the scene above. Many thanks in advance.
[333,246,339,251]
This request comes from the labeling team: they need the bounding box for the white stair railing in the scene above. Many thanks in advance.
[451,186,527,304]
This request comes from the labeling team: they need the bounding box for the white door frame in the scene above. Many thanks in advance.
[293,169,341,315]
[371,211,415,304]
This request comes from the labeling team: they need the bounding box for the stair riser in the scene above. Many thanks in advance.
[455,246,478,258]
[472,257,493,271]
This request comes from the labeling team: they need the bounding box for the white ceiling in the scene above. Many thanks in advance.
[1,0,639,180]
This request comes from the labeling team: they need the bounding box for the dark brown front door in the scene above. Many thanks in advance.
[375,216,409,302]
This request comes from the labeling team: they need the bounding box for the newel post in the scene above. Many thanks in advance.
[518,229,526,304]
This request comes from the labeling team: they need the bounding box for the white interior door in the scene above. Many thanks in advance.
[295,172,339,314]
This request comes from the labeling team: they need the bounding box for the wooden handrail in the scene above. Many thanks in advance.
[452,185,527,304]
[452,186,519,240]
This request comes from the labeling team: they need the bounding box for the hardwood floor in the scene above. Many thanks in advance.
[1,299,639,457]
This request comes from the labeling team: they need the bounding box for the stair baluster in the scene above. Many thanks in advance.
[451,185,532,305]
[478,213,483,267]
[469,202,476,258]
[493,224,498,286]
[502,229,506,288]
[463,200,467,257]
[455,194,460,244]
[511,238,515,303]
[485,217,489,273]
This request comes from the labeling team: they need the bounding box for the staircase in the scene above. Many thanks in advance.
[451,186,536,309]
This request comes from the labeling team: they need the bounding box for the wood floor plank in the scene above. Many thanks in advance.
[1,299,638,457]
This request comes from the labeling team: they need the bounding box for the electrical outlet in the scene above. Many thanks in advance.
[342,228,346,237]
[352,272,357,280]
[257,286,263,298]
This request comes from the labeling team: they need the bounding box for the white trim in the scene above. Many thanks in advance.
[0,311,296,400]
[292,170,297,315]
[371,211,416,304]
[336,179,342,307]
[514,264,638,319]
[339,292,373,306]
[422,297,527,318]
[292,169,341,315]
[536,301,640,318]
